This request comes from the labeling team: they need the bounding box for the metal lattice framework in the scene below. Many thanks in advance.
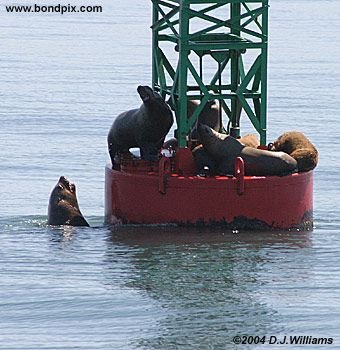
[151,0,269,147]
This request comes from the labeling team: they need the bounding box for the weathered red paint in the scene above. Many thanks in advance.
[105,157,313,230]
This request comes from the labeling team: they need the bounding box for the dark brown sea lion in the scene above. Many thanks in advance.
[198,125,298,176]
[272,131,318,172]
[162,100,220,151]
[108,86,173,166]
[48,176,89,226]
[192,144,217,177]
[188,100,221,139]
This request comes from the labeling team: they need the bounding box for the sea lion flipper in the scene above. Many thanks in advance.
[216,161,234,177]
[140,142,160,162]
[192,144,217,176]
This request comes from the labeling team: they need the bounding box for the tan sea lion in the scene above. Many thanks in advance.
[272,131,318,172]
[48,176,89,226]
[237,134,260,148]
[198,124,298,176]
[108,86,173,167]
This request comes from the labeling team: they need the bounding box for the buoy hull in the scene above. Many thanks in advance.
[105,162,313,230]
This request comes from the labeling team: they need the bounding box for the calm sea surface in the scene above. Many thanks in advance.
[1,0,340,349]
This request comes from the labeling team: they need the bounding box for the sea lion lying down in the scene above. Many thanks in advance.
[197,124,298,176]
[272,131,318,172]
[48,176,89,227]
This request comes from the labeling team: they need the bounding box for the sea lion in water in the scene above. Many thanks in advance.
[48,176,89,226]
[198,124,298,176]
[108,85,173,166]
[272,131,318,172]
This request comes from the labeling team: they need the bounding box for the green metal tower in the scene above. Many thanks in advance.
[151,0,269,147]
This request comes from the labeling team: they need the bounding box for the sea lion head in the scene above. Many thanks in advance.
[197,124,244,175]
[48,176,89,227]
[137,85,156,103]
[198,123,227,144]
[272,132,295,153]
[197,123,232,152]
[49,176,78,207]
[273,131,314,154]
[198,124,243,159]
[189,100,220,139]
[137,85,173,118]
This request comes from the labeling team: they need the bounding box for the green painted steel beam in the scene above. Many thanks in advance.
[152,0,269,146]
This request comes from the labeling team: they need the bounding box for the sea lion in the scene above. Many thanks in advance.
[48,176,89,226]
[188,100,221,139]
[237,134,260,148]
[108,85,173,167]
[272,131,318,172]
[162,100,220,151]
[198,124,298,176]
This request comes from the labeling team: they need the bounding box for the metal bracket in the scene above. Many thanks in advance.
[159,156,171,194]
[235,156,245,195]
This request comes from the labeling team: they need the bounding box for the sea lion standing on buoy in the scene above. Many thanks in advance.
[108,85,173,167]
[48,176,89,227]
[198,124,298,176]
[272,131,318,172]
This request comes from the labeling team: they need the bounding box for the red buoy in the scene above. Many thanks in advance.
[104,151,313,230]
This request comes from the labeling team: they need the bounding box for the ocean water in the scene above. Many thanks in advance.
[1,0,340,349]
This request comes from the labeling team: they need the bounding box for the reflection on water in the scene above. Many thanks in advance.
[0,220,339,349]
[105,227,313,349]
